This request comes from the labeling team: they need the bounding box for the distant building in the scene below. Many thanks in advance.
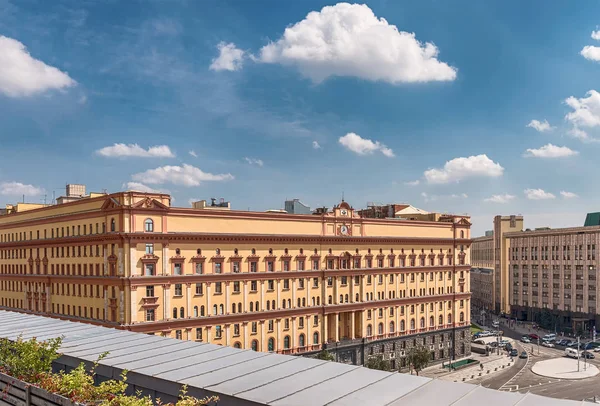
[358,203,436,221]
[470,268,494,311]
[484,230,493,237]
[284,199,311,214]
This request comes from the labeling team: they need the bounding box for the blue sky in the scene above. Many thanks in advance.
[2,0,600,235]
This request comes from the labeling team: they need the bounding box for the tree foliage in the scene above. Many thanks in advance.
[0,335,217,406]
[364,355,391,371]
[315,350,335,361]
[407,345,430,375]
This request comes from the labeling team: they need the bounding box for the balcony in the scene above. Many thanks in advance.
[142,296,159,307]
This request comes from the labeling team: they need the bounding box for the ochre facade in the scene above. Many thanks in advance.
[0,192,472,362]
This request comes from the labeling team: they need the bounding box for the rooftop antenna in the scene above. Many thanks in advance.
[342,191,344,202]
[43,194,47,205]
[22,194,24,203]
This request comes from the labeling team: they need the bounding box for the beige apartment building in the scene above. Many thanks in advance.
[0,186,473,367]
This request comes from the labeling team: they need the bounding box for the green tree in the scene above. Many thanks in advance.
[407,345,431,376]
[315,349,335,361]
[364,355,391,371]
[0,335,62,382]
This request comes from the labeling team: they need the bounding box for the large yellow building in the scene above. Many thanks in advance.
[0,188,472,367]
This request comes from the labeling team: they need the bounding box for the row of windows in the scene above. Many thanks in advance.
[364,313,465,336]
[0,244,110,261]
[0,219,116,243]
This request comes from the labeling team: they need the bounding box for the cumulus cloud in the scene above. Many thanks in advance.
[404,180,420,186]
[257,3,456,84]
[560,191,578,199]
[338,132,394,157]
[526,119,554,132]
[524,188,555,200]
[131,163,234,187]
[96,143,175,158]
[593,30,600,40]
[0,35,76,97]
[123,182,162,193]
[209,42,245,71]
[0,181,44,196]
[581,45,600,61]
[484,194,516,204]
[312,141,321,149]
[188,150,198,158]
[523,144,578,158]
[421,192,467,203]
[565,90,600,128]
[244,157,264,167]
[424,154,504,184]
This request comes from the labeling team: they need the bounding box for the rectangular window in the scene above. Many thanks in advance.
[252,322,257,333]
[174,284,182,296]
[234,324,240,336]
[283,260,290,271]
[195,283,203,295]
[215,325,222,338]
[284,279,290,289]
[268,280,274,290]
[267,261,274,272]
[215,282,222,294]
[195,262,203,274]
[313,260,319,270]
[251,281,258,291]
[214,263,222,274]
[145,244,154,255]
[313,315,319,327]
[233,281,240,293]
[145,309,155,321]
[313,278,319,288]
[298,260,305,271]
[145,286,154,297]
[250,262,257,273]
[174,263,182,275]
[144,264,154,276]
[298,279,304,289]
[196,328,202,340]
[232,262,240,273]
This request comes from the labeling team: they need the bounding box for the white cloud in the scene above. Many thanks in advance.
[424,154,504,184]
[131,163,234,187]
[581,45,600,61]
[565,90,600,128]
[0,181,44,196]
[526,119,554,132]
[524,188,555,200]
[560,191,578,199]
[257,3,456,84]
[404,180,420,186]
[421,192,467,203]
[592,30,600,40]
[188,150,198,158]
[312,141,321,149]
[0,35,76,97]
[244,157,264,167]
[484,194,515,204]
[123,182,161,193]
[209,42,245,72]
[523,143,578,158]
[96,143,175,158]
[338,132,394,157]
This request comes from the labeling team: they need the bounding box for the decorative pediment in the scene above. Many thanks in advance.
[132,197,169,210]
[101,197,122,210]
[457,218,472,226]
[141,254,159,263]
[170,255,186,262]
[108,254,118,263]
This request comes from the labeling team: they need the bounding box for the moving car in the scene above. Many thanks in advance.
[473,339,486,345]
[541,341,554,348]
[521,336,531,343]
[543,333,556,341]
[528,334,540,340]
[519,351,528,359]
[582,351,595,359]
[565,348,578,358]
[510,348,518,357]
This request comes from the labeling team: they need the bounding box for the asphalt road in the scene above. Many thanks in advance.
[473,322,600,401]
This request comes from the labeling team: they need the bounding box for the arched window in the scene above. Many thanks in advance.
[234,342,241,349]
[267,301,271,310]
[460,230,464,238]
[282,299,286,309]
[460,312,464,322]
[313,332,319,344]
[219,304,224,315]
[249,302,254,312]
[216,248,220,255]
[110,218,115,232]
[172,308,177,319]
[378,323,384,335]
[180,307,185,318]
[284,335,291,349]
[299,334,305,347]
[201,305,205,316]
[232,303,237,313]
[287,299,291,308]
[144,219,154,232]
[400,320,405,331]
[355,293,359,302]
[410,319,415,330]
[389,321,395,333]
[312,297,315,306]
[344,294,349,303]
[238,303,242,313]
[255,301,259,311]
[193,306,198,317]
[268,337,275,352]
[439,315,443,325]
[429,316,434,327]
[316,297,320,305]
[302,298,306,307]
[328,295,332,304]
[272,300,275,309]
[251,340,258,351]
[213,304,217,315]
[447,314,452,324]
[420,317,425,328]
[297,298,301,307]
[339,294,343,303]
[251,248,256,255]
[367,324,372,336]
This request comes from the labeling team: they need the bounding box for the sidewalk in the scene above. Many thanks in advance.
[420,352,515,383]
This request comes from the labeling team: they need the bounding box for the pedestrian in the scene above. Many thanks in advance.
[480,364,484,372]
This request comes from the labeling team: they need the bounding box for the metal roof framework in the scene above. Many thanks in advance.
[0,310,591,406]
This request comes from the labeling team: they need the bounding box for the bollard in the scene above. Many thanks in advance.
[478,372,482,376]
[494,367,498,371]
[487,370,490,374]
[471,375,474,379]
[462,377,466,381]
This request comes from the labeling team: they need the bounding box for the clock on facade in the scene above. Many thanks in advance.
[340,225,349,235]
[340,209,348,216]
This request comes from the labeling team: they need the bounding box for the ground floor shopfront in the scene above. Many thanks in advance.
[510,305,598,336]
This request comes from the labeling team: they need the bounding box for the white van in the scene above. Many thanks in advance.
[565,347,578,358]
[492,320,500,328]
[543,333,556,341]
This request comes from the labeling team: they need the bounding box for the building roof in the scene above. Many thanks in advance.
[584,212,600,227]
[395,205,429,216]
[0,310,591,406]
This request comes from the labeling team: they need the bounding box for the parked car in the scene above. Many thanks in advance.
[582,351,595,359]
[473,339,486,345]
[541,341,554,348]
[510,348,518,357]
[543,333,557,341]
[521,336,531,343]
[528,334,540,340]
[562,339,573,346]
[519,351,528,359]
[566,341,578,347]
